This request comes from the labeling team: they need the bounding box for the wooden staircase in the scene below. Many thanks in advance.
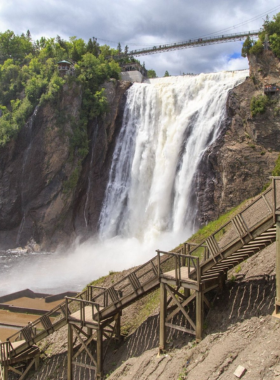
[1,178,280,379]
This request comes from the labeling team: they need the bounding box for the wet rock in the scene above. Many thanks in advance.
[195,50,280,226]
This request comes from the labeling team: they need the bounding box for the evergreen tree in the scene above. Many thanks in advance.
[26,30,31,41]
[241,36,253,57]
[92,38,100,57]
[117,42,122,54]
[87,38,94,53]
[164,70,170,77]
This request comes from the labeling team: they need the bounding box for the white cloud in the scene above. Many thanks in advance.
[0,0,280,76]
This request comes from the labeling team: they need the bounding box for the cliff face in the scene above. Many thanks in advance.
[0,80,130,250]
[195,50,280,225]
[1,50,280,250]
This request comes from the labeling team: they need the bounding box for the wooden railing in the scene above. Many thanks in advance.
[65,297,102,326]
[2,180,280,361]
[0,342,13,366]
[157,250,200,281]
[184,186,275,271]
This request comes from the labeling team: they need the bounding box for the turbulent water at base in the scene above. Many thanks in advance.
[99,71,248,242]
[0,71,249,296]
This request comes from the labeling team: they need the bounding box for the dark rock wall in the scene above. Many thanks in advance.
[194,50,280,226]
[0,80,131,250]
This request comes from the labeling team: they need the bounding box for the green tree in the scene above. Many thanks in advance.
[92,38,100,57]
[87,38,94,53]
[250,40,264,56]
[164,70,170,77]
[147,69,157,78]
[241,36,253,57]
[26,30,31,41]
[269,33,280,57]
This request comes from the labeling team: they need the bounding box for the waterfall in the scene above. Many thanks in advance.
[99,71,248,242]
[1,71,251,295]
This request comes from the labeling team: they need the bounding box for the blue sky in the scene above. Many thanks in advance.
[0,0,280,76]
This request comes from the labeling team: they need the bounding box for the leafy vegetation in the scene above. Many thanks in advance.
[147,69,157,78]
[250,94,269,117]
[242,13,280,58]
[272,153,280,176]
[187,201,248,246]
[0,30,122,148]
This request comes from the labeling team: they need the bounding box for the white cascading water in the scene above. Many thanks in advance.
[99,71,248,243]
[0,71,249,295]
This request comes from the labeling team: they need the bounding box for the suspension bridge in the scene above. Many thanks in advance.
[114,30,259,58]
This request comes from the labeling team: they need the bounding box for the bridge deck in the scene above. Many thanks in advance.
[113,30,259,58]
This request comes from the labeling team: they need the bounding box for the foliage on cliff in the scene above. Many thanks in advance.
[0,30,121,147]
[242,13,280,58]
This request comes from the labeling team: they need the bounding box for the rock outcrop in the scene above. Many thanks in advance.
[195,49,280,225]
[0,80,131,250]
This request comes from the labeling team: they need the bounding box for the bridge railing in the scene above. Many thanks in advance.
[271,177,280,222]
[156,250,201,285]
[0,341,13,365]
[127,30,259,56]
[87,256,164,312]
[4,288,89,346]
[185,186,274,267]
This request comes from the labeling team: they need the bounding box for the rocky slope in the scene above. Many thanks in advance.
[25,242,278,380]
[195,49,280,225]
[0,80,130,250]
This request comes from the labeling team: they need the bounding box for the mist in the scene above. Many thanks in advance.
[0,230,188,296]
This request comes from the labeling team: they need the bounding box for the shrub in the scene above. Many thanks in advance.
[250,95,269,117]
[272,153,280,176]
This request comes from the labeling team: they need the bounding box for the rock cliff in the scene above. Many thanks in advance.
[0,80,131,250]
[1,50,280,250]
[195,49,280,225]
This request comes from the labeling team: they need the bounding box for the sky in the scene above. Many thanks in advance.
[1,1,280,77]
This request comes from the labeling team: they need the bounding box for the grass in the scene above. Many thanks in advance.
[235,265,242,273]
[187,200,248,246]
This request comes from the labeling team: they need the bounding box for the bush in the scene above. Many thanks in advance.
[250,95,269,117]
[249,40,264,56]
[272,153,280,176]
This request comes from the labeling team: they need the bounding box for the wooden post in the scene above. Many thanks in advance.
[87,327,93,336]
[96,326,103,380]
[35,355,40,370]
[218,271,226,293]
[184,287,190,298]
[276,218,280,314]
[159,283,167,354]
[67,324,73,380]
[115,313,121,341]
[3,365,8,380]
[196,290,203,342]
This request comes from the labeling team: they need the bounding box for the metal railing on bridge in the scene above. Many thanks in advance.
[112,30,259,59]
